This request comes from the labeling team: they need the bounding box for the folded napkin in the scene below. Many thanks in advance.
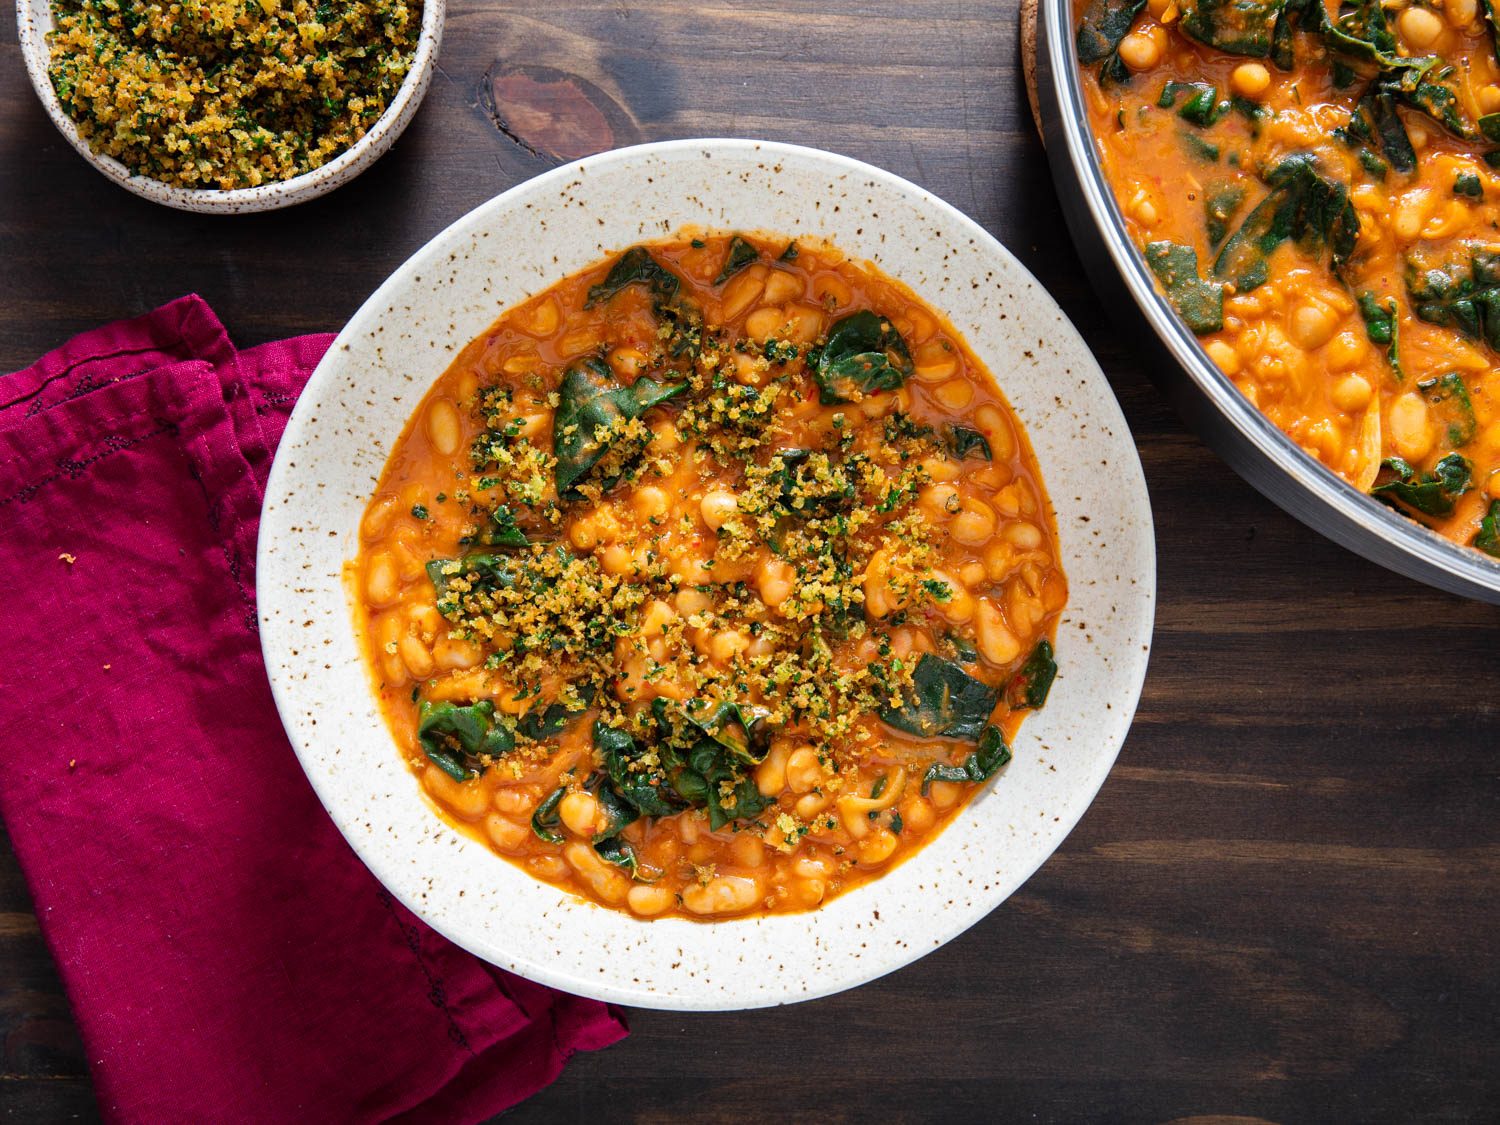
[0,296,626,1123]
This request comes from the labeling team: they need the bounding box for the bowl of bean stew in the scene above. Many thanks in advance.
[1037,0,1500,601]
[258,139,1154,1008]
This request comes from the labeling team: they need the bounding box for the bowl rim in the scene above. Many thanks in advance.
[257,137,1157,1009]
[14,0,444,213]
[1036,0,1500,604]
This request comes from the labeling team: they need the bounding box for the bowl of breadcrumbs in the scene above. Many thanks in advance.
[16,0,444,212]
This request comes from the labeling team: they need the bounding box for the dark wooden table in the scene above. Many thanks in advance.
[3,2,1497,1121]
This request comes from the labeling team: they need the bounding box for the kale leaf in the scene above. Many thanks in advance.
[1180,0,1287,58]
[585,246,682,308]
[589,777,640,838]
[771,448,857,513]
[1206,183,1248,249]
[1356,292,1404,380]
[1160,80,1231,126]
[1321,0,1403,63]
[812,310,914,404]
[1342,83,1417,173]
[593,835,642,876]
[552,357,687,495]
[515,687,595,741]
[879,654,1000,741]
[1145,242,1225,334]
[417,699,515,781]
[1077,0,1148,84]
[1475,500,1500,557]
[944,425,993,461]
[531,786,566,843]
[1417,372,1478,447]
[425,553,519,613]
[1212,154,1358,292]
[681,741,773,830]
[1405,244,1500,352]
[478,504,529,549]
[1370,453,1472,516]
[597,721,683,818]
[920,726,1013,794]
[674,698,772,763]
[1006,640,1058,710]
[715,236,760,284]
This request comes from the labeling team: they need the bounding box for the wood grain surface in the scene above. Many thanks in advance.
[2,2,1498,1122]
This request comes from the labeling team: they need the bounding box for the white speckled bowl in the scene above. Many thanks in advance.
[259,139,1155,1009]
[15,0,442,213]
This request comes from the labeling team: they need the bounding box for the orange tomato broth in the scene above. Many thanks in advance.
[1076,0,1500,553]
[351,231,1067,920]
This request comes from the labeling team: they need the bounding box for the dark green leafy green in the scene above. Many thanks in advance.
[1180,132,1222,162]
[1370,453,1472,516]
[593,835,641,876]
[1212,154,1358,292]
[1406,245,1500,351]
[1272,0,1319,69]
[1455,171,1484,199]
[641,701,775,830]
[1482,0,1500,66]
[1160,81,1230,126]
[1475,499,1500,556]
[879,654,1000,741]
[1077,0,1148,84]
[680,741,772,830]
[1417,372,1478,446]
[585,771,645,879]
[920,726,1013,794]
[597,722,682,817]
[945,631,980,665]
[590,778,640,838]
[771,448,857,513]
[1006,640,1058,710]
[715,236,760,284]
[585,246,681,308]
[531,787,566,844]
[675,699,771,762]
[1401,63,1474,140]
[1145,242,1225,334]
[1180,0,1286,57]
[812,310,913,404]
[1231,94,1270,123]
[1481,113,1500,144]
[944,425,992,461]
[1342,84,1417,173]
[1356,292,1404,380]
[1356,148,1390,179]
[478,504,528,548]
[1206,184,1248,249]
[1321,0,1405,66]
[417,700,515,781]
[426,554,517,610]
[515,687,595,741]
[552,357,687,494]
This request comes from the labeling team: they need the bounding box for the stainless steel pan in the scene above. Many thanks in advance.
[1034,0,1500,603]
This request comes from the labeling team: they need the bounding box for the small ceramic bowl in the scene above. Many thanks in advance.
[258,139,1156,1009]
[14,0,443,213]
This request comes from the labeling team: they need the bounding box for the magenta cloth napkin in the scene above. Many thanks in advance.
[0,296,626,1123]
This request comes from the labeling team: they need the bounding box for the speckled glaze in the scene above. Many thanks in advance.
[258,140,1156,1010]
[14,0,443,213]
